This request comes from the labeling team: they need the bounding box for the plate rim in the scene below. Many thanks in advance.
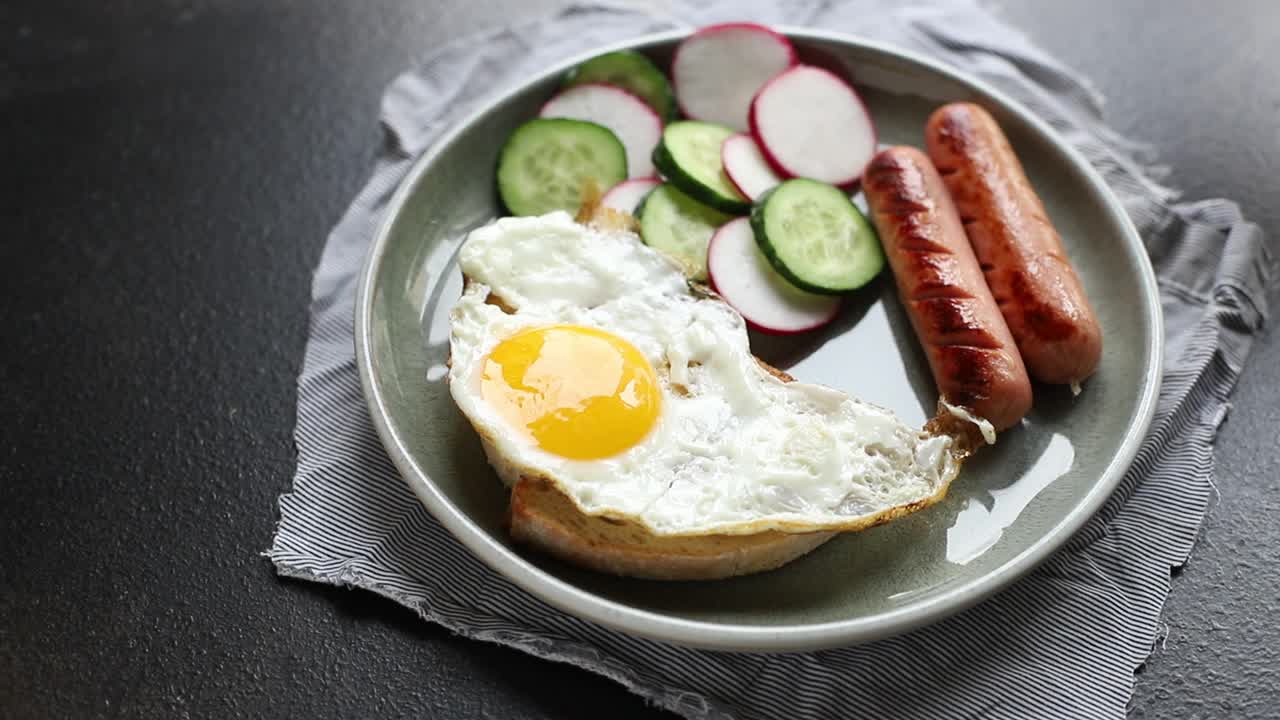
[354,27,1164,651]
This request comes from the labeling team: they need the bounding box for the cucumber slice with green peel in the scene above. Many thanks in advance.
[497,118,628,217]
[652,121,751,214]
[563,50,678,122]
[750,179,883,294]
[636,183,731,281]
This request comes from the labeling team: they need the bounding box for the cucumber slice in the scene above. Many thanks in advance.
[497,118,627,217]
[750,179,883,294]
[563,50,678,122]
[636,184,731,281]
[652,121,751,214]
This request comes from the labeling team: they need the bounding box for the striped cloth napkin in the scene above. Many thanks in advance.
[268,1,1272,717]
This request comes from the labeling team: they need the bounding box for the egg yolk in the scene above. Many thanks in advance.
[480,325,661,460]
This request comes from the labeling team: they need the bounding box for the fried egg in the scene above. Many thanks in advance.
[448,212,967,536]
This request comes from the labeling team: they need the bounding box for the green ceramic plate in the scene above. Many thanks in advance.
[355,29,1162,651]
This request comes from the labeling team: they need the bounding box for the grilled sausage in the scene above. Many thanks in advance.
[926,102,1102,386]
[864,146,1032,431]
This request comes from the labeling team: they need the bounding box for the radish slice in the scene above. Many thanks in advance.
[600,177,660,214]
[706,217,841,335]
[721,133,781,201]
[540,83,663,178]
[749,65,877,186]
[672,23,796,132]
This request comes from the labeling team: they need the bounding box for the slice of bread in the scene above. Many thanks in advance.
[508,477,834,581]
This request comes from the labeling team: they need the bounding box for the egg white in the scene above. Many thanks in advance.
[448,212,966,537]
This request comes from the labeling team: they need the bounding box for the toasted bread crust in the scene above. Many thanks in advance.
[508,478,833,580]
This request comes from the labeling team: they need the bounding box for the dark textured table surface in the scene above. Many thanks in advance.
[3,1,1278,718]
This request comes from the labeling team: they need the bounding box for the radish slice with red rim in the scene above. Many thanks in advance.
[672,23,796,132]
[707,217,841,335]
[600,178,660,214]
[540,83,663,178]
[721,133,782,201]
[749,65,877,186]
